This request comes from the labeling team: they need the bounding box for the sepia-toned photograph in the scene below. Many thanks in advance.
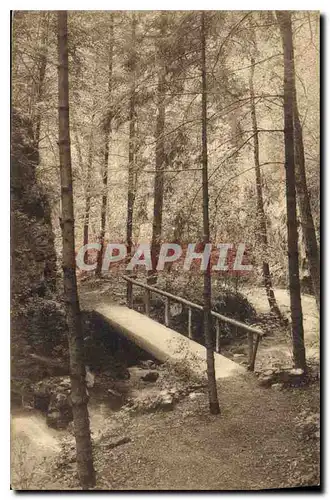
[10,9,320,491]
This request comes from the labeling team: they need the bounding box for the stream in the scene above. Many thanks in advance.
[11,393,123,490]
[11,407,65,489]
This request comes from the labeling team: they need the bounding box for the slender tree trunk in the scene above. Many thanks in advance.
[249,52,283,319]
[96,15,114,276]
[150,13,167,279]
[83,128,94,249]
[126,13,137,303]
[201,12,220,415]
[276,11,307,371]
[34,12,49,149]
[57,11,95,488]
[72,116,84,179]
[83,60,99,252]
[293,96,320,313]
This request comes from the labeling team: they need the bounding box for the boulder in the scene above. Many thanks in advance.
[157,391,174,411]
[258,368,306,388]
[125,388,175,413]
[141,371,159,383]
[32,376,73,429]
[33,389,51,412]
[47,391,73,429]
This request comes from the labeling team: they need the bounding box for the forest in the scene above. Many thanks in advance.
[11,10,319,491]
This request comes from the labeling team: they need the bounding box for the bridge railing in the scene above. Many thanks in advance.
[123,276,264,372]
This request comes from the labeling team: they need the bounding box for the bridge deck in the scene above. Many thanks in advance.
[94,305,245,380]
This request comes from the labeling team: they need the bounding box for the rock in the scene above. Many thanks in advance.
[288,368,305,376]
[189,392,204,400]
[141,371,159,382]
[46,410,62,428]
[158,393,174,411]
[85,366,95,388]
[258,376,273,388]
[59,378,70,388]
[125,388,175,413]
[107,388,121,398]
[279,368,306,386]
[139,360,156,370]
[32,376,74,429]
[233,353,245,359]
[47,391,73,429]
[34,390,51,412]
[271,383,284,391]
[258,367,306,388]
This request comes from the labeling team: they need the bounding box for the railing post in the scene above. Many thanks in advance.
[215,319,220,353]
[164,297,170,327]
[247,332,254,370]
[127,280,133,309]
[144,288,151,317]
[188,307,192,339]
[249,334,260,372]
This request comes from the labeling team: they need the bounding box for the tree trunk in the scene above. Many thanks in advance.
[126,13,137,303]
[201,12,220,415]
[57,11,96,489]
[96,15,114,276]
[34,12,49,149]
[150,13,167,279]
[276,11,307,371]
[249,51,283,319]
[293,95,320,313]
[83,59,99,253]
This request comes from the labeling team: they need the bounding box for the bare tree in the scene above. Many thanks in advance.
[276,10,307,371]
[201,11,220,414]
[57,10,96,488]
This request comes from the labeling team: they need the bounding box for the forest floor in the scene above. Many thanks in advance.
[47,370,320,490]
[11,282,320,491]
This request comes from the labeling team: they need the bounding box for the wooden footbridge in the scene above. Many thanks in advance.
[93,277,265,380]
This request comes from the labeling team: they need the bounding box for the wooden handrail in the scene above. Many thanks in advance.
[122,276,264,337]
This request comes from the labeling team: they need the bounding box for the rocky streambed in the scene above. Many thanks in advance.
[11,353,209,490]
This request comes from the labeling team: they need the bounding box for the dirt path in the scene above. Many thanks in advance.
[83,374,319,490]
[244,287,319,370]
[246,287,319,347]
